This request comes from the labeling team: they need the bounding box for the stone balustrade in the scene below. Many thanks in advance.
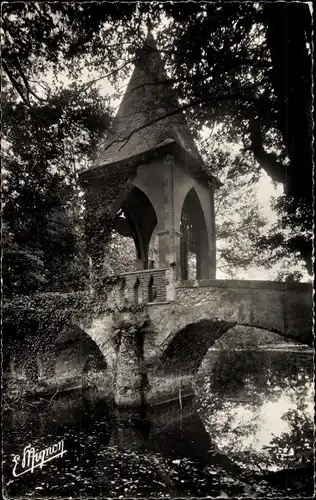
[118,268,169,304]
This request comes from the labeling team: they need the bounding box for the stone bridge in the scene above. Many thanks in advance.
[81,274,312,357]
[6,273,312,407]
[73,272,312,406]
[64,31,313,407]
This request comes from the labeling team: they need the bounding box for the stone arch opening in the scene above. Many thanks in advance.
[112,186,158,272]
[49,325,108,383]
[83,351,108,373]
[134,277,141,303]
[158,319,232,375]
[148,275,157,303]
[120,277,127,299]
[180,188,210,280]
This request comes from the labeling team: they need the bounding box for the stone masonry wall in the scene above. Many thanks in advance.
[143,280,312,362]
[174,281,313,344]
[120,268,168,303]
[176,281,312,335]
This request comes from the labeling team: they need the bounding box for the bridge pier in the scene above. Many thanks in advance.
[114,325,147,408]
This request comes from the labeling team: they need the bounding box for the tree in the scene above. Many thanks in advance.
[2,80,111,297]
[199,141,268,278]
[155,2,312,273]
[2,2,312,275]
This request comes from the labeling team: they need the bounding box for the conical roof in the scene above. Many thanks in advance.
[93,31,204,170]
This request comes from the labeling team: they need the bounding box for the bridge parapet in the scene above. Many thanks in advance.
[176,279,312,291]
[175,279,312,345]
[116,268,169,304]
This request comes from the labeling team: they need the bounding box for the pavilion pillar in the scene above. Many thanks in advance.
[155,153,183,299]
[196,229,211,279]
[209,187,216,279]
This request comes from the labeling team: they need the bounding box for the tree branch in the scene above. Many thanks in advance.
[98,92,255,156]
[79,58,136,94]
[29,79,51,94]
[3,57,46,106]
[152,45,272,69]
[14,58,46,103]
[2,60,30,106]
[249,117,287,185]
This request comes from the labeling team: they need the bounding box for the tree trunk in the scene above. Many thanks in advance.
[263,3,312,201]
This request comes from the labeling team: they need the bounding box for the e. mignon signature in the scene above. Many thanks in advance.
[12,440,67,477]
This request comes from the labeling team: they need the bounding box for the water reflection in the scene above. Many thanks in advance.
[2,347,314,497]
[196,346,314,476]
[3,394,250,498]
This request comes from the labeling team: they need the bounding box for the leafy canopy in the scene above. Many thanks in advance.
[1,2,313,286]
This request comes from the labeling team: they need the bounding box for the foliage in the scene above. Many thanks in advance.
[2,276,147,363]
[202,144,270,278]
[3,281,119,324]
[256,195,313,279]
[267,402,314,468]
[1,2,312,292]
[274,268,305,283]
[1,3,141,104]
[2,285,113,361]
[107,232,137,275]
[2,81,111,297]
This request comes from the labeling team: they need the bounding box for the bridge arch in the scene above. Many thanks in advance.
[158,319,233,374]
[5,321,110,388]
[146,281,312,365]
[40,325,108,383]
[156,319,306,376]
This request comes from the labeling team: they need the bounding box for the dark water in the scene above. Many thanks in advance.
[3,347,314,498]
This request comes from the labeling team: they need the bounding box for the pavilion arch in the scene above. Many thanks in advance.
[134,277,141,303]
[179,187,211,280]
[112,185,158,270]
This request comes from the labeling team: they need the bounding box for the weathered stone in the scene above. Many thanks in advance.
[6,27,313,406]
[114,330,146,408]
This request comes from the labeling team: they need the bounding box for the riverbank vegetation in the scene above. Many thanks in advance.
[2,5,312,495]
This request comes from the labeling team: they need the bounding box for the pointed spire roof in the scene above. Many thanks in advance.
[91,30,217,185]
